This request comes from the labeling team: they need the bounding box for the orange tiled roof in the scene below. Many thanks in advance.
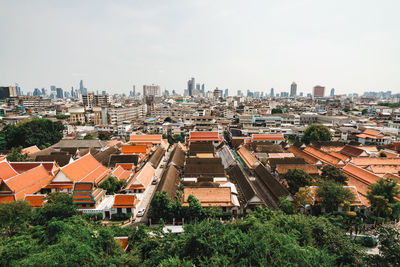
[342,163,381,185]
[21,145,41,155]
[10,162,57,174]
[4,165,53,200]
[303,146,344,166]
[363,129,380,136]
[367,165,400,175]
[115,163,135,170]
[287,146,321,165]
[188,131,222,142]
[237,146,259,169]
[276,164,319,175]
[114,237,129,251]
[24,195,45,208]
[268,153,295,158]
[121,145,149,155]
[351,157,400,167]
[113,194,137,208]
[129,134,162,143]
[330,152,349,162]
[182,187,234,207]
[107,140,123,147]
[382,150,399,158]
[0,161,19,180]
[357,129,389,140]
[310,185,367,206]
[60,153,110,185]
[125,163,155,190]
[252,134,285,141]
[112,166,133,181]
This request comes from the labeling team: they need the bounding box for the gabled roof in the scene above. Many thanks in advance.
[351,157,400,167]
[109,154,139,168]
[237,146,259,169]
[276,164,319,175]
[10,162,58,174]
[129,134,162,144]
[182,187,235,207]
[251,134,285,141]
[113,194,138,208]
[303,146,344,166]
[60,153,110,184]
[286,146,322,165]
[35,154,71,167]
[357,129,389,140]
[125,163,155,190]
[188,131,222,142]
[21,145,40,155]
[72,182,105,205]
[342,163,381,185]
[0,160,19,180]
[367,165,400,175]
[189,142,215,156]
[112,166,133,181]
[148,146,165,169]
[339,145,368,157]
[157,165,180,200]
[329,151,349,162]
[268,153,295,158]
[121,145,149,155]
[3,165,53,200]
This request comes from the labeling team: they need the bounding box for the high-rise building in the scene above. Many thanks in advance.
[290,82,297,97]
[270,88,274,97]
[213,88,223,98]
[237,90,242,96]
[50,85,56,92]
[41,88,46,96]
[33,88,41,96]
[0,86,17,99]
[16,85,22,96]
[313,85,325,98]
[143,84,160,97]
[330,88,335,97]
[299,92,303,97]
[56,88,64,98]
[201,84,205,96]
[307,93,312,98]
[187,77,195,96]
[132,85,136,96]
[196,83,200,91]
[224,89,229,98]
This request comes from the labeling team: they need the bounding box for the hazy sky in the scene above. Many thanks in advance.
[1,0,400,95]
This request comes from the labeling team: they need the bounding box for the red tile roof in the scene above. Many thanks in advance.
[113,194,137,208]
[60,153,110,185]
[129,134,162,144]
[340,145,369,157]
[10,162,57,175]
[342,163,381,185]
[121,145,149,155]
[303,146,344,166]
[182,187,234,207]
[252,134,285,141]
[125,163,155,190]
[188,131,222,142]
[3,165,53,200]
[0,195,15,203]
[112,166,133,181]
[114,237,129,251]
[0,161,19,180]
[21,145,40,155]
[351,157,400,167]
[276,164,319,175]
[329,152,349,162]
[237,146,259,169]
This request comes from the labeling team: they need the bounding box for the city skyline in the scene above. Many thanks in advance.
[1,1,400,94]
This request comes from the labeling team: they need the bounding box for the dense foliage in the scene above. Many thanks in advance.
[367,178,400,220]
[2,194,399,266]
[321,165,348,184]
[0,118,64,150]
[302,123,332,144]
[283,168,313,194]
[6,147,28,162]
[316,180,355,213]
[99,176,127,195]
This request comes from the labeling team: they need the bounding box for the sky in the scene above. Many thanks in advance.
[1,0,400,95]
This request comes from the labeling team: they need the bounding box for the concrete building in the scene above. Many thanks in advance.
[313,85,325,98]
[290,82,297,97]
[143,84,160,97]
[0,86,17,99]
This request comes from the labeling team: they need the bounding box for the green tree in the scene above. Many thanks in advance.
[149,191,173,222]
[0,118,64,149]
[83,133,96,140]
[31,193,77,225]
[0,200,32,236]
[271,108,283,114]
[99,176,126,195]
[279,197,295,214]
[302,123,332,144]
[367,178,400,219]
[185,194,204,222]
[316,180,354,213]
[379,151,387,158]
[361,109,368,115]
[321,165,348,184]
[366,226,400,267]
[6,146,28,162]
[295,186,314,211]
[283,168,313,194]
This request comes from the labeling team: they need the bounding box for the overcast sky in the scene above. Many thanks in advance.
[1,0,399,95]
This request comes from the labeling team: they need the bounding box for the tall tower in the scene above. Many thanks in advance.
[330,88,335,97]
[270,88,274,97]
[313,85,325,98]
[187,77,195,96]
[290,82,297,97]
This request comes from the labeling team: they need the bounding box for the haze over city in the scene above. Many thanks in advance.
[1,0,400,94]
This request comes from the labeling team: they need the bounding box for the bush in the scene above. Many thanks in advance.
[356,236,377,248]
[83,213,103,221]
[111,213,131,221]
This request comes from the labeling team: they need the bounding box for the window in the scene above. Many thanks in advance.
[127,208,131,213]
[117,208,122,213]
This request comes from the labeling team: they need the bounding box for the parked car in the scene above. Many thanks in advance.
[152,177,158,184]
[137,208,146,217]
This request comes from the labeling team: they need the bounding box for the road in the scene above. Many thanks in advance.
[133,149,171,224]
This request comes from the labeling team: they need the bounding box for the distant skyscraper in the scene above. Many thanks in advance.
[196,83,200,91]
[299,92,303,97]
[50,85,56,92]
[270,88,274,97]
[224,89,229,98]
[102,90,107,95]
[33,88,41,96]
[143,84,160,96]
[313,85,325,98]
[307,93,312,98]
[187,77,195,96]
[41,88,46,96]
[201,84,205,96]
[290,82,297,97]
[237,90,242,96]
[56,88,63,98]
[71,87,74,98]
[132,85,136,96]
[330,88,335,97]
